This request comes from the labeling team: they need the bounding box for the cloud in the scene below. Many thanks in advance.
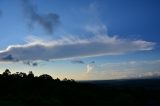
[90,61,95,64]
[86,61,95,73]
[0,24,155,63]
[86,64,94,73]
[0,36,155,63]
[23,61,38,67]
[21,0,60,34]
[32,62,38,66]
[71,59,95,64]
[83,60,160,80]
[100,60,160,72]
[1,54,14,61]
[85,24,107,35]
[71,60,85,64]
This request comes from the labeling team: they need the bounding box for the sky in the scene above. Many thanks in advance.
[0,0,160,80]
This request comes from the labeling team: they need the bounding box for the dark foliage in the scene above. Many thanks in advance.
[0,69,160,106]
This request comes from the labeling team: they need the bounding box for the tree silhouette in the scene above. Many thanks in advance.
[0,69,159,106]
[63,78,68,81]
[39,74,52,80]
[55,78,60,82]
[27,71,34,78]
[19,72,27,78]
[2,69,11,77]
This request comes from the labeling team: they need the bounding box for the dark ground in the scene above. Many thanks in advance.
[1,70,160,106]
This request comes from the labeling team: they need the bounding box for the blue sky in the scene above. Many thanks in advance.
[0,0,160,80]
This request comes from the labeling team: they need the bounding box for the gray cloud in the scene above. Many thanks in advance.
[23,61,38,67]
[23,61,31,65]
[0,34,155,62]
[71,60,85,64]
[21,0,60,34]
[90,61,95,64]
[32,62,38,66]
[71,60,95,64]
[1,54,14,61]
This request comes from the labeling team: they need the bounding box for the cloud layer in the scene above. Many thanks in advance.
[0,33,155,63]
[21,0,59,34]
[82,60,160,80]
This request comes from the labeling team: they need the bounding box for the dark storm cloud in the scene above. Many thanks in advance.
[21,0,60,34]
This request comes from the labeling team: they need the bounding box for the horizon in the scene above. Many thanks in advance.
[0,0,160,80]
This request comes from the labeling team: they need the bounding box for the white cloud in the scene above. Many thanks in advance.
[86,64,93,73]
[82,60,160,80]
[0,25,155,63]
[85,24,107,35]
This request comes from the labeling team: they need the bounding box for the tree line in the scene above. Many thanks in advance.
[0,68,75,82]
